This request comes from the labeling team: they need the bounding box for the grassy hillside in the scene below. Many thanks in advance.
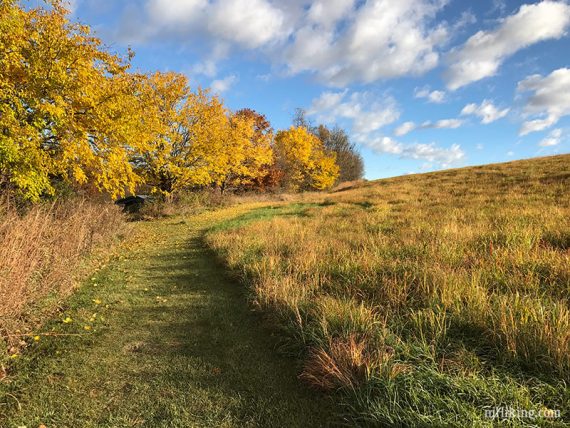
[206,154,570,426]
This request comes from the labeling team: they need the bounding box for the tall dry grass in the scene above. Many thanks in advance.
[207,154,570,425]
[0,198,124,353]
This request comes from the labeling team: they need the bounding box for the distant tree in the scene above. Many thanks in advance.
[292,108,312,129]
[137,73,230,196]
[236,108,273,137]
[231,109,276,192]
[291,108,364,184]
[274,126,339,191]
[315,125,364,183]
[215,111,273,194]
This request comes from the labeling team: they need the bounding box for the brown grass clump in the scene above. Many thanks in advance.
[301,335,394,391]
[0,198,124,352]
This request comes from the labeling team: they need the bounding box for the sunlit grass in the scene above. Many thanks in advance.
[206,154,570,426]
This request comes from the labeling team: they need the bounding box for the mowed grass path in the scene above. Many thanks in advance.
[1,206,333,427]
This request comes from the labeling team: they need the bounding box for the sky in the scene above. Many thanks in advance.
[64,0,570,179]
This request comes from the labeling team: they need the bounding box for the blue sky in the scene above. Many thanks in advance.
[66,0,570,179]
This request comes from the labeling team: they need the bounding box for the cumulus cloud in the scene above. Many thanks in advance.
[308,90,463,167]
[127,0,290,49]
[394,118,463,136]
[445,1,570,90]
[460,100,510,124]
[366,136,405,155]
[207,0,288,49]
[517,67,570,135]
[415,86,446,103]
[539,128,563,146]
[394,121,417,137]
[306,0,356,29]
[120,0,448,87]
[210,74,237,93]
[366,136,465,167]
[307,90,400,134]
[285,0,448,86]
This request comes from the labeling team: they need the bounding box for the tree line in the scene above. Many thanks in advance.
[0,0,363,203]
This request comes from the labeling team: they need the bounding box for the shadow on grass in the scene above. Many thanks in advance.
[1,217,334,428]
[119,231,335,427]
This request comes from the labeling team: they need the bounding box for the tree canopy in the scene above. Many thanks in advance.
[0,0,346,202]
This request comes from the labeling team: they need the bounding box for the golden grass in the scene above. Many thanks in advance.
[207,154,570,424]
[0,198,124,353]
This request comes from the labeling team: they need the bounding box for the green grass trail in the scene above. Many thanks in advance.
[1,206,334,427]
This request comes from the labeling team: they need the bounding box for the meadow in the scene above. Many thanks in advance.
[206,154,570,426]
[1,155,568,427]
[3,1,568,426]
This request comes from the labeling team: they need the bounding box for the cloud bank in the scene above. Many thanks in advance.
[518,67,570,135]
[445,1,570,90]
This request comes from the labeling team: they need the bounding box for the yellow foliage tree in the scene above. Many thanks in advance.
[214,111,273,193]
[0,1,341,202]
[137,73,231,196]
[274,126,339,191]
[138,76,275,196]
[0,0,150,201]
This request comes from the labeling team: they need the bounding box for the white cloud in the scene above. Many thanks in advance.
[308,89,463,168]
[366,136,465,167]
[393,118,463,136]
[402,143,464,167]
[307,0,356,28]
[461,99,510,124]
[476,143,484,150]
[146,0,207,25]
[131,0,290,50]
[445,1,570,90]
[367,136,404,155]
[395,121,417,136]
[286,0,448,86]
[415,86,446,103]
[208,0,288,49]
[539,128,563,146]
[518,116,558,135]
[123,0,449,87]
[433,119,463,129]
[307,90,400,134]
[211,75,237,93]
[518,67,570,135]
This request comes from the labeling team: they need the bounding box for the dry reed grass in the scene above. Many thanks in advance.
[0,198,124,354]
